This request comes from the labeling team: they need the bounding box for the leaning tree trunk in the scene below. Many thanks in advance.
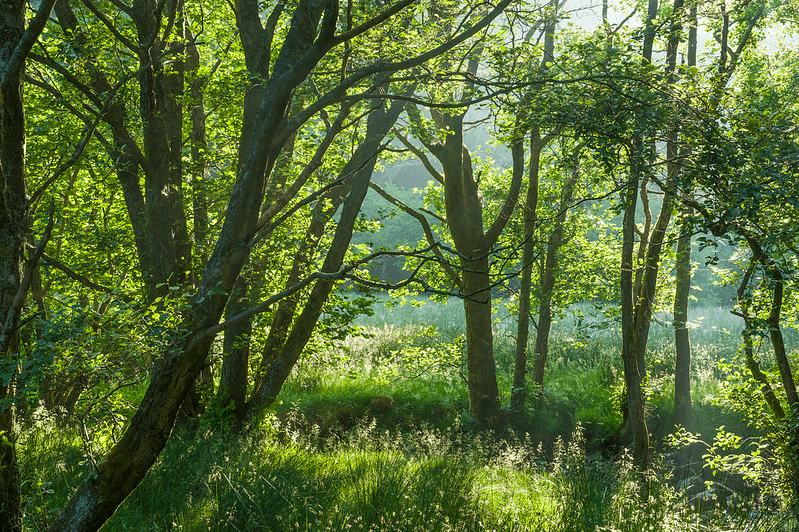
[745,241,799,498]
[50,3,340,527]
[247,95,407,414]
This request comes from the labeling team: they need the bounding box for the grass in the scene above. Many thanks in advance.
[17,295,799,530]
[43,422,790,531]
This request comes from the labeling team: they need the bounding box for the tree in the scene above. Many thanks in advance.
[0,0,61,526]
[682,41,799,494]
[672,0,697,429]
[48,1,515,528]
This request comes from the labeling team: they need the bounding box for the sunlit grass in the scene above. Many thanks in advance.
[18,296,799,530]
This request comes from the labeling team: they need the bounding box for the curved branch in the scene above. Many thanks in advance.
[369,181,462,287]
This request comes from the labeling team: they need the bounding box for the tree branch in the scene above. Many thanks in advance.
[369,181,462,287]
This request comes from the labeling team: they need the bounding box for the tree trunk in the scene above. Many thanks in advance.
[619,167,648,465]
[247,95,406,414]
[432,110,522,428]
[737,263,785,420]
[755,246,799,410]
[462,254,502,427]
[619,0,658,467]
[742,244,799,497]
[51,3,339,527]
[219,275,251,426]
[0,67,25,532]
[134,2,190,298]
[672,207,692,427]
[510,0,557,412]
[1,0,57,525]
[250,194,340,392]
[672,0,693,429]
[532,153,579,388]
[511,133,542,412]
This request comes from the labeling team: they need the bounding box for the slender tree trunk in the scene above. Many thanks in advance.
[672,208,692,427]
[672,0,694,429]
[249,194,339,392]
[510,0,557,412]
[247,95,407,414]
[134,2,189,298]
[511,133,542,412]
[752,244,799,410]
[187,24,209,273]
[219,276,251,425]
[619,0,658,467]
[620,168,649,465]
[737,263,784,420]
[532,154,579,388]
[743,243,799,497]
[163,21,192,285]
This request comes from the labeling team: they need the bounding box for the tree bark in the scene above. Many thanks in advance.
[510,8,556,411]
[672,207,692,427]
[186,21,210,277]
[247,95,406,414]
[0,46,26,532]
[1,0,57,526]
[133,1,190,298]
[532,154,579,388]
[54,0,192,301]
[511,133,542,412]
[436,131,506,428]
[672,0,693,429]
[219,275,251,425]
[461,252,501,426]
[50,2,340,528]
[619,167,649,465]
[619,0,658,467]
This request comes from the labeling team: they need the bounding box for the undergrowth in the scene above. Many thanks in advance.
[17,299,798,530]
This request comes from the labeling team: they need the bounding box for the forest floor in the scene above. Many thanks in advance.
[21,298,799,530]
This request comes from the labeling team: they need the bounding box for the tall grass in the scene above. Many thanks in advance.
[23,420,788,531]
[19,295,799,530]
